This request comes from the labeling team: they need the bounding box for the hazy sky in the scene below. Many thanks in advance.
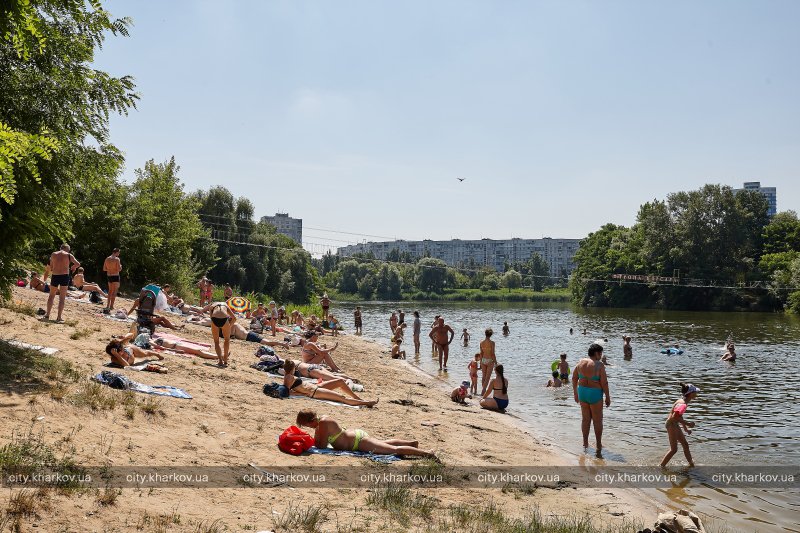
[97,0,799,254]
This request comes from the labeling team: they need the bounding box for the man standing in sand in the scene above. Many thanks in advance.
[320,293,330,320]
[44,244,80,323]
[429,316,455,371]
[103,248,122,314]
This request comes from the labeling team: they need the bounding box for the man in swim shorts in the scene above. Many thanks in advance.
[429,316,455,371]
[103,247,122,313]
[230,322,289,348]
[557,353,569,382]
[44,244,80,323]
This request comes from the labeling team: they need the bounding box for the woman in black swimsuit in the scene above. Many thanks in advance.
[201,301,236,366]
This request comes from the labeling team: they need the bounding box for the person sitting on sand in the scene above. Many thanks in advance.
[296,410,436,458]
[721,343,736,361]
[451,381,469,403]
[71,267,108,297]
[161,284,204,315]
[127,289,180,331]
[29,271,50,293]
[480,364,509,411]
[281,361,376,407]
[547,371,563,388]
[105,333,165,368]
[660,383,700,467]
[391,338,406,360]
[300,331,341,372]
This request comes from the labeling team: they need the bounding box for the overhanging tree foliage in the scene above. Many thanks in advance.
[0,0,138,295]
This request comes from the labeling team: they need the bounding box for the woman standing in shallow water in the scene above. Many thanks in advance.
[660,383,700,467]
[572,343,610,457]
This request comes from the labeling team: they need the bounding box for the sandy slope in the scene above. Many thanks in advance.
[0,287,660,532]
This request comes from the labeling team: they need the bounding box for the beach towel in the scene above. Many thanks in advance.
[92,371,192,399]
[306,447,401,463]
[152,332,211,349]
[3,340,59,355]
[103,361,167,373]
[287,395,362,409]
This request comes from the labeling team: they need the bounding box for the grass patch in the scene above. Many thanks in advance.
[0,429,84,493]
[430,503,641,533]
[194,518,225,533]
[0,340,81,390]
[71,380,118,411]
[97,486,121,506]
[69,326,100,340]
[272,503,329,532]
[140,396,164,417]
[0,299,37,316]
[366,484,436,526]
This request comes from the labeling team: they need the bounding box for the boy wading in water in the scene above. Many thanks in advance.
[660,383,700,467]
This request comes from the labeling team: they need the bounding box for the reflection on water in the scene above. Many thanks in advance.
[335,300,800,532]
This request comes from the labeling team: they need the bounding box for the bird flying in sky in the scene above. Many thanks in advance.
[457,178,465,182]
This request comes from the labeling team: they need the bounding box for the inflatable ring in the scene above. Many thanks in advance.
[551,360,570,374]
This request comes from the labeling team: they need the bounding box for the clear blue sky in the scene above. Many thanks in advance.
[98,0,800,254]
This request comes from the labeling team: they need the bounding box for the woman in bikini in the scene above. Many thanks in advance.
[479,328,497,395]
[200,301,236,366]
[296,410,436,458]
[292,359,355,383]
[480,364,509,411]
[660,383,700,467]
[281,360,376,407]
[105,334,165,367]
[572,343,611,456]
[300,331,341,372]
[150,336,219,360]
[29,272,50,293]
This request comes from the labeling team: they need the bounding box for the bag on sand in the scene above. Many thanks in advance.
[639,509,705,533]
[89,291,102,304]
[278,426,314,456]
[263,382,283,398]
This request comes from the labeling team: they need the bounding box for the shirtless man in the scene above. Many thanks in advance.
[320,293,331,321]
[429,317,455,371]
[231,322,289,348]
[72,268,108,297]
[103,248,122,313]
[389,311,398,334]
[412,310,421,354]
[44,244,80,322]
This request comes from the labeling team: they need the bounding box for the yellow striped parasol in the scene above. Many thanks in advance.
[226,296,250,313]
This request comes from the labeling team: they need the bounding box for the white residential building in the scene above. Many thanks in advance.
[337,237,581,278]
[261,213,302,243]
[734,181,777,217]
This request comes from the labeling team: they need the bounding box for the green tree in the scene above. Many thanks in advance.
[123,158,211,295]
[528,253,551,291]
[763,211,800,254]
[416,257,448,293]
[502,269,522,289]
[357,273,375,299]
[0,0,138,293]
[375,264,402,300]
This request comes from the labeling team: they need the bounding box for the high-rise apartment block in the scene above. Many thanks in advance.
[261,213,302,243]
[734,181,777,217]
[337,238,581,278]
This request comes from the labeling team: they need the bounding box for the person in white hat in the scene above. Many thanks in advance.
[660,383,700,467]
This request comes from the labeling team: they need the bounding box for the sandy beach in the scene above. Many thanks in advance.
[0,287,660,532]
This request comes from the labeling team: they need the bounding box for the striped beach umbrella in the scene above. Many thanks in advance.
[226,296,250,313]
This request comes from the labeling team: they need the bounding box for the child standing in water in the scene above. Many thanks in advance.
[467,354,480,396]
[460,328,470,346]
[660,383,700,467]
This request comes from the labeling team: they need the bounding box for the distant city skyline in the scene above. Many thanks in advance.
[95,1,800,255]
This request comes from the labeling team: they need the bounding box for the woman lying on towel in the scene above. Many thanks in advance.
[105,333,165,367]
[150,336,219,360]
[296,409,437,459]
[281,360,377,407]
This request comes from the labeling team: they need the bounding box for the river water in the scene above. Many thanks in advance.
[334,301,800,532]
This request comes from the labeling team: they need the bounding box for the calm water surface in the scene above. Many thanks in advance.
[334,301,800,532]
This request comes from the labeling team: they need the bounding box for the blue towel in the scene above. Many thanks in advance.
[306,447,401,463]
[93,372,192,399]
